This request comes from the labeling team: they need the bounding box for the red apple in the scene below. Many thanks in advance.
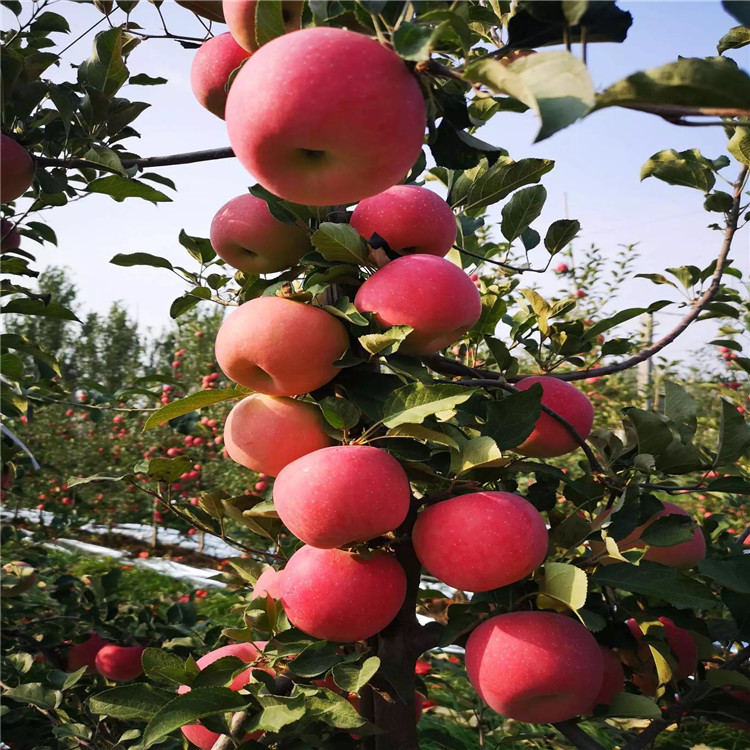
[412,491,548,592]
[224,394,333,477]
[225,27,426,206]
[190,32,251,119]
[1,135,34,203]
[274,445,410,548]
[1,220,20,250]
[354,254,481,354]
[513,376,595,458]
[179,642,265,749]
[465,611,603,723]
[215,296,349,395]
[67,631,110,674]
[587,646,625,712]
[210,193,311,274]
[252,567,284,599]
[223,0,303,52]
[350,185,457,258]
[281,546,406,642]
[95,644,146,681]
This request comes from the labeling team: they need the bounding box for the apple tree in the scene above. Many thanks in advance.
[2,2,750,750]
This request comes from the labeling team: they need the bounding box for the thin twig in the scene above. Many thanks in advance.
[455,244,549,273]
[209,710,249,750]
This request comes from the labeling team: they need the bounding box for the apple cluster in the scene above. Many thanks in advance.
[181,4,704,731]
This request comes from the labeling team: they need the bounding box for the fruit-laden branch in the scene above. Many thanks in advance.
[209,709,248,750]
[427,164,748,385]
[622,643,750,750]
[35,147,235,173]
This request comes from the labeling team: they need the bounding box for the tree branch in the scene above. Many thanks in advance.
[35,147,235,173]
[209,709,248,750]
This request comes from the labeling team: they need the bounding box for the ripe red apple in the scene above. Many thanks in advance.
[274,445,410,548]
[411,491,548,592]
[67,631,110,673]
[179,642,265,749]
[210,193,311,274]
[225,27,426,206]
[1,220,20,250]
[587,646,625,712]
[215,297,349,395]
[616,502,706,569]
[224,394,333,477]
[623,617,697,695]
[223,0,303,52]
[281,546,406,642]
[354,255,482,354]
[513,376,595,458]
[190,32,250,119]
[1,135,34,203]
[252,566,284,599]
[350,185,457,258]
[465,611,603,723]
[95,644,146,681]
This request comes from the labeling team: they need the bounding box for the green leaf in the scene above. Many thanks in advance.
[78,27,130,98]
[458,157,554,214]
[591,561,717,610]
[595,57,750,115]
[66,472,133,487]
[358,325,413,356]
[323,297,369,326]
[455,436,505,474]
[718,25,750,54]
[311,223,368,264]
[141,688,248,747]
[141,648,199,686]
[143,388,240,431]
[430,120,507,171]
[485,385,543,451]
[544,219,580,254]
[331,656,380,694]
[1,298,80,321]
[87,176,171,203]
[89,684,174,720]
[4,683,61,710]
[464,51,595,141]
[110,252,173,270]
[81,145,126,175]
[501,185,547,242]
[706,476,750,494]
[30,10,70,33]
[178,230,216,264]
[716,398,750,465]
[705,669,750,690]
[135,457,191,483]
[541,562,588,612]
[641,149,716,192]
[385,423,461,450]
[191,657,246,689]
[249,695,306,733]
[699,557,750,594]
[728,126,750,166]
[288,642,343,678]
[639,514,696,547]
[319,396,360,431]
[383,383,476,428]
[0,352,24,380]
[169,293,202,319]
[722,1,750,28]
[129,73,167,85]
[392,21,435,61]
[255,0,286,47]
[605,692,662,719]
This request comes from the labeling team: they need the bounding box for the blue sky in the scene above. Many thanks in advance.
[11,1,750,360]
